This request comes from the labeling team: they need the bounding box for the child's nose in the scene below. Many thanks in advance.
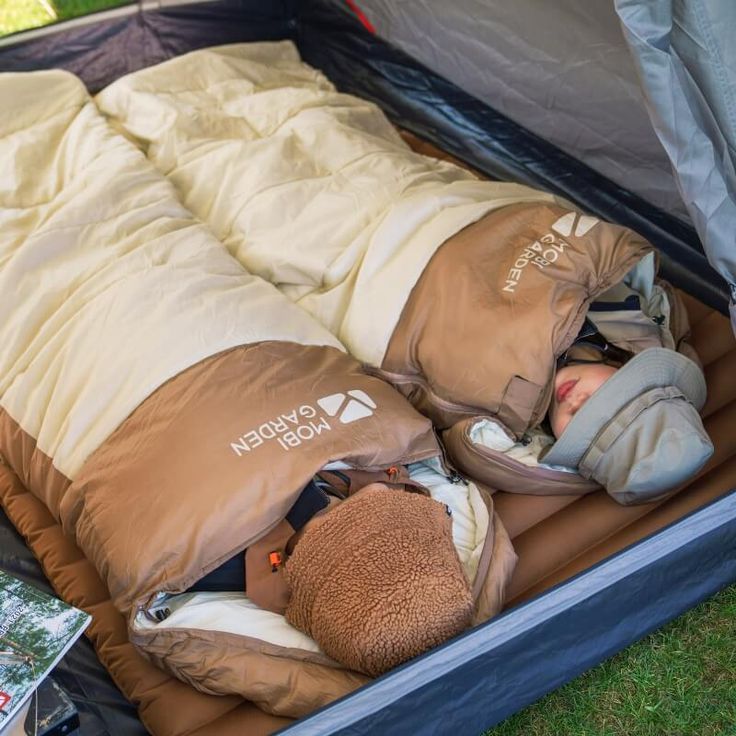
[569,391,589,413]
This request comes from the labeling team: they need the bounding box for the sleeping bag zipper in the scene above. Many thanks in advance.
[369,366,490,417]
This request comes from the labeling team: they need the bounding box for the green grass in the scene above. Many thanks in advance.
[486,584,736,736]
[0,0,132,37]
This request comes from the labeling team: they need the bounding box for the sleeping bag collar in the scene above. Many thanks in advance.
[544,348,713,504]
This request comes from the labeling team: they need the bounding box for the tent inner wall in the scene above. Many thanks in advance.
[317,0,689,223]
[0,0,298,93]
[296,0,729,316]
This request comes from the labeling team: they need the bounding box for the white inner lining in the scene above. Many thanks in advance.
[468,419,575,470]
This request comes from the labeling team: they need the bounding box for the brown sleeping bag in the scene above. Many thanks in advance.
[94,42,711,503]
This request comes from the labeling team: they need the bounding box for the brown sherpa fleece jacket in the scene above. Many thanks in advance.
[284,484,474,676]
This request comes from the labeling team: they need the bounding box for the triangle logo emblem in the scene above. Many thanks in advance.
[574,215,599,237]
[551,212,600,238]
[317,393,346,417]
[550,212,576,237]
[339,399,374,424]
[317,390,376,424]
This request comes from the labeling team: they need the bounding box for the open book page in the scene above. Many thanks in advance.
[0,572,90,727]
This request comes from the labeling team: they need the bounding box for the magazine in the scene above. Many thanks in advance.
[0,572,90,729]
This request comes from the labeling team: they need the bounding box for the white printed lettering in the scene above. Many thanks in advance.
[230,438,250,456]
[259,423,277,439]
[311,417,331,434]
[296,425,314,441]
[230,392,374,456]
[270,418,288,433]
[503,227,571,293]
[282,432,300,448]
[243,430,263,449]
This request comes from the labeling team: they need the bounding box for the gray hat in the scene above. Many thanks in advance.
[544,348,713,505]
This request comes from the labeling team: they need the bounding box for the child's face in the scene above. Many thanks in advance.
[549,362,618,438]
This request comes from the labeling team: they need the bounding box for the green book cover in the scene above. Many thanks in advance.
[0,571,90,727]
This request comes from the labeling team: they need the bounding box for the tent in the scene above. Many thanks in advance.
[0,1,734,733]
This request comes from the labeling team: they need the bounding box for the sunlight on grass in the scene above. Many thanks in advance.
[486,584,736,736]
[0,0,132,37]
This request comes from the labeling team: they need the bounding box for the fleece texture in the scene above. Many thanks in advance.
[284,485,473,676]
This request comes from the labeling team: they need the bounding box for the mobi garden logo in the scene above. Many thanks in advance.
[230,390,376,456]
[316,390,376,423]
[502,211,600,293]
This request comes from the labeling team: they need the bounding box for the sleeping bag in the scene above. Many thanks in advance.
[0,69,517,719]
[95,41,703,501]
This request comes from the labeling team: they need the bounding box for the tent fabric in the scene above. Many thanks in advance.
[0,0,295,93]
[296,0,730,317]
[321,0,690,224]
[615,0,736,331]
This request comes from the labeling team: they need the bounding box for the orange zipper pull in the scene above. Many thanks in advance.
[269,551,283,573]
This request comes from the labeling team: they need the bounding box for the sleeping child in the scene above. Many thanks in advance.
[181,463,509,679]
[543,320,712,504]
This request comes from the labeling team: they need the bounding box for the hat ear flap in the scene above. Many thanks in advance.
[583,397,713,505]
